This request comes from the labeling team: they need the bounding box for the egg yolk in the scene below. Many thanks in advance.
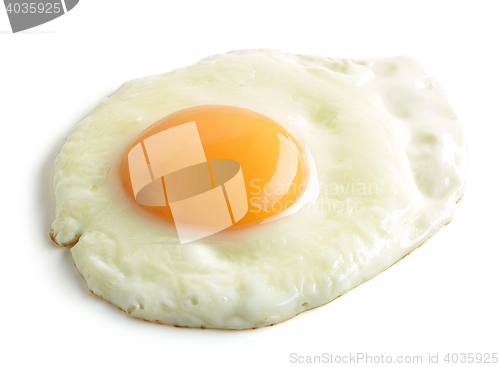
[120,105,308,231]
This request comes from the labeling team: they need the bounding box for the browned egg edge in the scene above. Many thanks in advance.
[48,195,464,330]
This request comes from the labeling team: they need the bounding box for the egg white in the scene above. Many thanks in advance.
[51,50,467,329]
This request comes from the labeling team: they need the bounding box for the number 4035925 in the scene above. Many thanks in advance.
[444,353,498,364]
[5,2,62,14]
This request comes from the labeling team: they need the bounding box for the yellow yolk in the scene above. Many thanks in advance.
[120,105,308,229]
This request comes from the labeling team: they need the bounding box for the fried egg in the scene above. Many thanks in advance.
[50,50,467,329]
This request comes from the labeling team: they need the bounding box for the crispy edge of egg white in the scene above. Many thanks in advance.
[49,50,467,329]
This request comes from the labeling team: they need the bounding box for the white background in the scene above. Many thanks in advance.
[1,1,499,366]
